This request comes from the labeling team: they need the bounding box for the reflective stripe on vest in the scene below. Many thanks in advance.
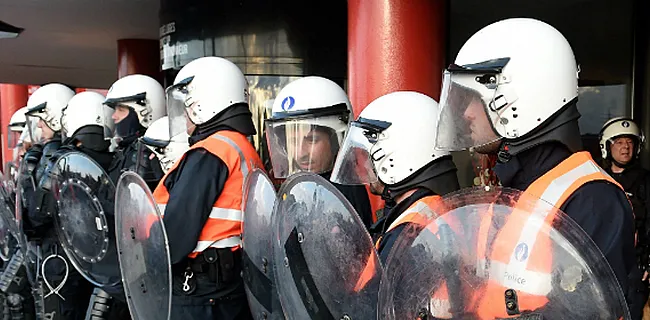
[157,204,243,222]
[422,215,455,318]
[153,131,264,257]
[475,151,625,318]
[374,195,442,250]
[385,198,438,232]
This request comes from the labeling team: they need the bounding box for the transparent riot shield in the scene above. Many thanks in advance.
[0,184,21,260]
[15,157,36,235]
[242,169,281,320]
[50,152,121,287]
[115,171,171,320]
[272,173,381,319]
[378,187,631,320]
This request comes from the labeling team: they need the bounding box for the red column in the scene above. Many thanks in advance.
[0,84,29,165]
[117,39,161,81]
[348,0,447,216]
[348,0,447,117]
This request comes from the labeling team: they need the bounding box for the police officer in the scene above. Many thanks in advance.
[7,107,28,157]
[103,74,166,190]
[18,85,74,320]
[24,89,109,320]
[155,56,262,319]
[600,117,650,312]
[329,91,460,262]
[433,18,638,317]
[6,107,29,183]
[265,76,374,228]
[56,92,132,320]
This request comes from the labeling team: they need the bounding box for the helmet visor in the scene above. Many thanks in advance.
[165,76,194,139]
[265,116,345,179]
[7,127,23,149]
[435,71,504,152]
[330,122,379,185]
[23,115,42,144]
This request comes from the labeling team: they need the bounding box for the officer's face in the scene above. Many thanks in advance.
[37,119,54,140]
[112,105,130,124]
[288,127,334,173]
[462,96,500,154]
[611,137,635,165]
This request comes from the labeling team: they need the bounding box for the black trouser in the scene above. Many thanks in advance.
[170,249,252,320]
[627,267,646,320]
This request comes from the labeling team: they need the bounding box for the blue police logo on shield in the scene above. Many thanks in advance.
[281,96,296,111]
[515,243,529,262]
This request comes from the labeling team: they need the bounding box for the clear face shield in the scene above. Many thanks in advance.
[165,76,196,139]
[435,58,512,153]
[24,114,43,145]
[265,112,347,179]
[7,123,24,149]
[330,119,390,185]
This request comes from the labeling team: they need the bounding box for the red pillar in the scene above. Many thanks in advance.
[117,39,161,81]
[348,0,447,216]
[0,84,29,165]
[348,0,447,117]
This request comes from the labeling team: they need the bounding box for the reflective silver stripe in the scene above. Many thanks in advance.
[208,208,243,222]
[538,160,602,206]
[157,204,166,216]
[428,297,452,318]
[386,201,434,231]
[194,236,242,252]
[211,134,250,181]
[477,259,553,296]
[158,204,242,221]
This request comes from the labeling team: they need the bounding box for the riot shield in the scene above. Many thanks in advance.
[272,173,381,319]
[242,169,281,319]
[115,171,171,320]
[0,190,21,261]
[50,152,121,287]
[15,157,36,235]
[378,187,631,320]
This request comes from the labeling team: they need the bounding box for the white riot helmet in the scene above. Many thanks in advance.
[103,75,166,130]
[61,91,115,143]
[25,83,75,139]
[331,91,450,186]
[599,117,644,159]
[166,57,249,137]
[435,18,579,153]
[7,106,28,149]
[265,76,351,178]
[141,116,189,173]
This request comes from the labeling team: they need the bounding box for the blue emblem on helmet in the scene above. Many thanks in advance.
[281,96,296,111]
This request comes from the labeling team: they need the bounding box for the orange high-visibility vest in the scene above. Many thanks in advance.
[474,151,625,319]
[369,195,459,318]
[153,130,264,258]
[374,195,443,250]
